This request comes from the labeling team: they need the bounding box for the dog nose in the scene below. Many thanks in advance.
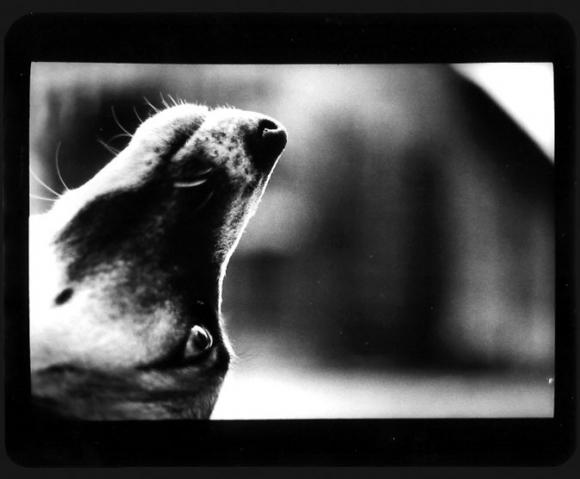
[247,117,287,169]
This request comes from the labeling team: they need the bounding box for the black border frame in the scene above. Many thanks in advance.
[2,13,576,466]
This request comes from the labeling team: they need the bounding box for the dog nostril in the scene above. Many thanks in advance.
[248,118,287,168]
[257,119,279,136]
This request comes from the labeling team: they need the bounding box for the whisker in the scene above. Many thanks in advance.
[160,92,171,109]
[193,190,215,213]
[133,105,144,124]
[97,138,121,156]
[110,106,133,138]
[54,142,70,192]
[29,167,61,198]
[30,194,57,202]
[143,96,160,114]
[107,132,132,142]
[167,93,179,107]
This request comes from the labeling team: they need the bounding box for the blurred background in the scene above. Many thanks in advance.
[30,63,554,418]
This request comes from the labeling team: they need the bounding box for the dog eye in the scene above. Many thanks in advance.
[184,325,213,358]
[174,178,208,188]
[173,166,214,188]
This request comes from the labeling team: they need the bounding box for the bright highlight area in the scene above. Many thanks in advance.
[453,63,554,160]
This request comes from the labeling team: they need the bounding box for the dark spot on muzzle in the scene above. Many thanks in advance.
[54,288,74,306]
[246,118,287,170]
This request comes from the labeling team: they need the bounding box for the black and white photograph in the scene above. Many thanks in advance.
[2,13,575,467]
[28,62,555,420]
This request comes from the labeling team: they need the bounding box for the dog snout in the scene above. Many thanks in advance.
[246,117,287,169]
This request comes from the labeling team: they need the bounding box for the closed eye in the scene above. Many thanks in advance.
[173,167,214,188]
[174,178,208,188]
